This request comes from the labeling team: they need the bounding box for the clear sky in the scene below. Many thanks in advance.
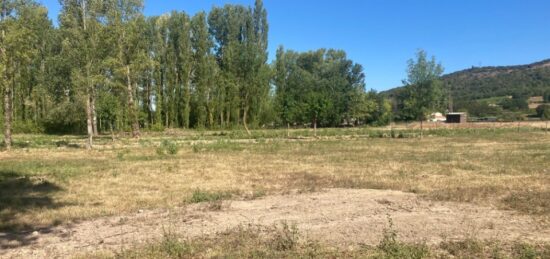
[38,0,550,91]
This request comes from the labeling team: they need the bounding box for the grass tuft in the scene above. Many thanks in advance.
[189,189,238,204]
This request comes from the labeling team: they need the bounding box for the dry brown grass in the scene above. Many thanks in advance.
[0,128,548,231]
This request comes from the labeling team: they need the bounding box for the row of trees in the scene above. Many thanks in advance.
[274,47,391,129]
[0,0,392,149]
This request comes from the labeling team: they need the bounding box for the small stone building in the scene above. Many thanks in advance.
[446,113,467,123]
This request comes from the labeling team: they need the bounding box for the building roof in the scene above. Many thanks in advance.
[529,96,544,103]
[447,112,467,115]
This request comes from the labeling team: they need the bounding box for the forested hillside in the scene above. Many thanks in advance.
[0,0,389,149]
[385,59,550,119]
[444,59,550,102]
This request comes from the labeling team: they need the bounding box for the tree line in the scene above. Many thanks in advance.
[0,0,391,149]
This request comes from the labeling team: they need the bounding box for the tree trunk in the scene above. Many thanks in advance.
[183,72,191,129]
[3,83,12,150]
[208,108,214,129]
[313,115,317,137]
[155,68,163,127]
[219,108,224,128]
[81,0,94,149]
[546,121,548,134]
[226,109,231,128]
[1,10,11,151]
[91,89,98,136]
[126,65,140,138]
[110,121,115,142]
[146,78,152,127]
[287,123,290,138]
[243,106,251,136]
[420,120,424,138]
[85,93,93,150]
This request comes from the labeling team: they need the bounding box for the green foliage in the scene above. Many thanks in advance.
[273,48,389,127]
[42,101,86,134]
[501,97,528,111]
[189,189,236,203]
[440,239,484,257]
[96,91,121,132]
[446,60,550,105]
[270,222,299,251]
[512,243,550,259]
[536,104,550,120]
[156,140,179,155]
[12,121,44,134]
[402,49,445,121]
[461,101,502,118]
[386,60,550,120]
[377,215,430,259]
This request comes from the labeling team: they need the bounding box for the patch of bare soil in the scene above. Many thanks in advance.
[1,189,549,258]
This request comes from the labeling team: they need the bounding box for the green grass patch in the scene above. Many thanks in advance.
[189,189,239,203]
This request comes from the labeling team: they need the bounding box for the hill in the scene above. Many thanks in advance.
[442,59,550,102]
[384,59,550,118]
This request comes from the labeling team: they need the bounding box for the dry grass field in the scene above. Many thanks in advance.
[0,125,549,258]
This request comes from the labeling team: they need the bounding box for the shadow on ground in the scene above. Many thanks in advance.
[0,170,64,249]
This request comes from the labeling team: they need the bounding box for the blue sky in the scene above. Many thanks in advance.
[39,0,550,91]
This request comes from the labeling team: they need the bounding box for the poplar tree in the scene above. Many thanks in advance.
[191,12,217,128]
[0,0,15,149]
[104,0,144,138]
[403,49,444,137]
[59,0,105,149]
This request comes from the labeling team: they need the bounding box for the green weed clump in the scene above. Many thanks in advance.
[189,189,237,203]
[376,215,430,259]
[156,140,179,155]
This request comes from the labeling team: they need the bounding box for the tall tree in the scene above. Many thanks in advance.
[104,0,144,138]
[191,12,216,128]
[208,0,270,133]
[274,48,370,129]
[402,49,444,137]
[0,0,15,150]
[1,0,52,149]
[59,0,106,149]
[274,45,292,134]
[166,11,192,128]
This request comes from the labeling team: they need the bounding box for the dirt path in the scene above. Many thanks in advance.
[1,189,549,258]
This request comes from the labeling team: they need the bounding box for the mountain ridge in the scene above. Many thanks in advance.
[383,58,550,107]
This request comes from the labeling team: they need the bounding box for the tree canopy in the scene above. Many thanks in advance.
[402,49,445,122]
[0,0,392,148]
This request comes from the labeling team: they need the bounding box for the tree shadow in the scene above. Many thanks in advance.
[0,170,65,249]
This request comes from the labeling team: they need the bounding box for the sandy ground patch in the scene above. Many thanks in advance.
[1,189,548,258]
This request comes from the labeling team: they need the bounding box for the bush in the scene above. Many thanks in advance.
[377,215,430,259]
[270,222,299,251]
[150,123,165,132]
[43,101,86,134]
[13,121,44,134]
[156,140,179,155]
[189,189,236,203]
[536,104,550,120]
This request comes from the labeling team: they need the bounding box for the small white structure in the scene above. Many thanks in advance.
[429,112,446,122]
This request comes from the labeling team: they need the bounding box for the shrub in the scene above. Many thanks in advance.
[157,140,179,155]
[150,123,165,132]
[13,121,44,134]
[42,101,86,134]
[270,222,299,251]
[377,215,430,259]
[189,189,236,203]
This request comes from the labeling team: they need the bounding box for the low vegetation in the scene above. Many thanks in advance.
[0,126,548,233]
[85,221,550,259]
